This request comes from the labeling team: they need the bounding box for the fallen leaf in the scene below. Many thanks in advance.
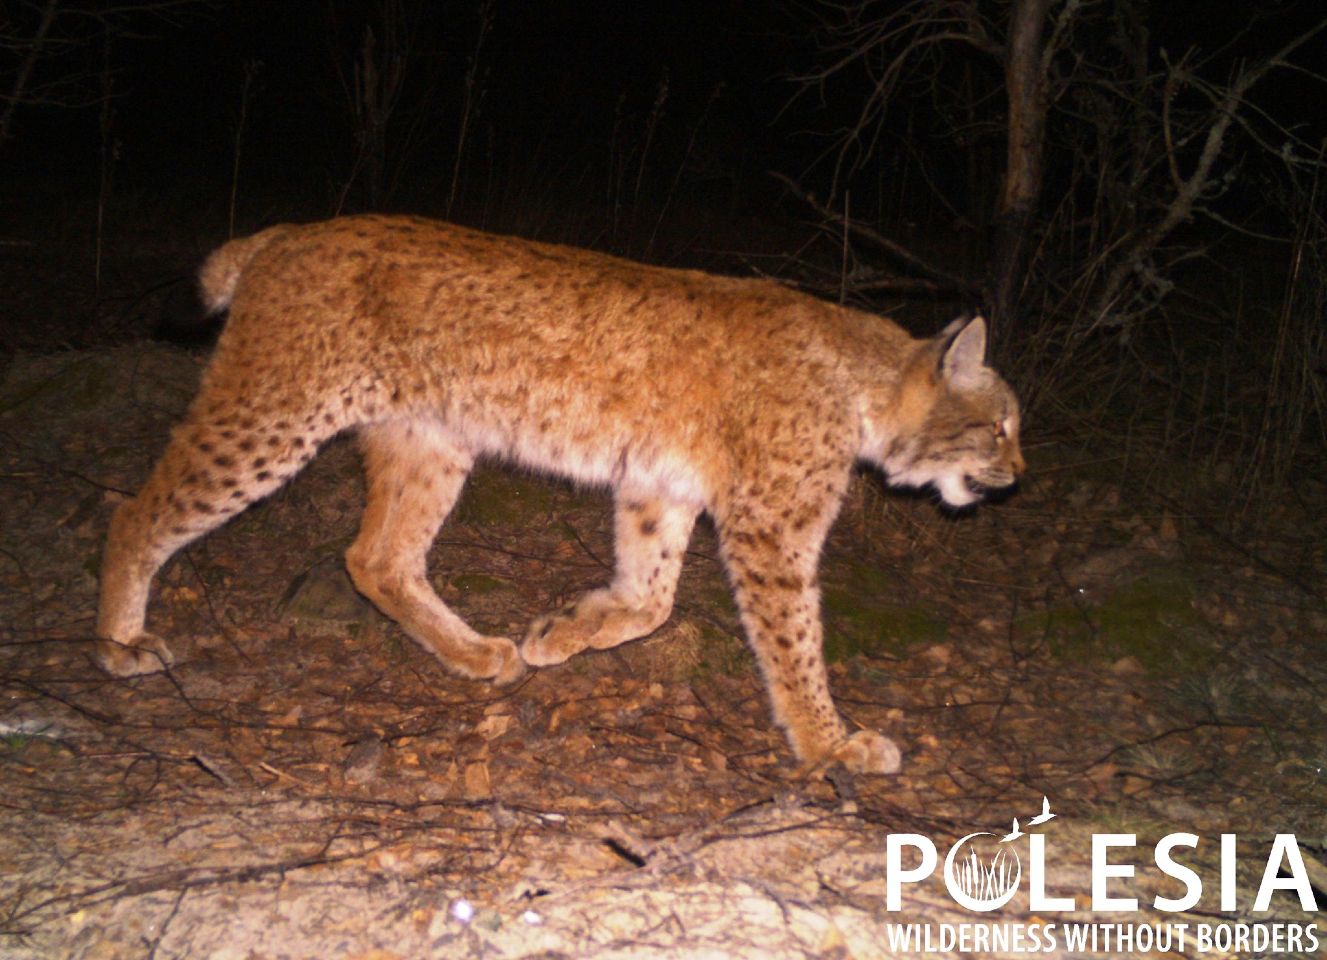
[463,761,491,799]
[475,714,512,740]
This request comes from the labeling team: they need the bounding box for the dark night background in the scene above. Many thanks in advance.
[2,0,1325,502]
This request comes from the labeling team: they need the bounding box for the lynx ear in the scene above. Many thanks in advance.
[938,315,969,339]
[940,316,988,386]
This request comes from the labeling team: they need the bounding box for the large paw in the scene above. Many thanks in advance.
[450,634,528,686]
[489,637,528,686]
[520,605,595,667]
[94,634,175,677]
[828,729,903,775]
[522,590,660,667]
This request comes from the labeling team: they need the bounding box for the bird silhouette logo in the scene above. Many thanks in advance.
[1029,796,1056,826]
[1001,818,1024,842]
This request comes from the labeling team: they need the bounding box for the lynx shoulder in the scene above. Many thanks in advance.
[96,214,1024,774]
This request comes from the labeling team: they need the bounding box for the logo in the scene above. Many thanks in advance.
[882,797,1322,956]
[943,824,1023,911]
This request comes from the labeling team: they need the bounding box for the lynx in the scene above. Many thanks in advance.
[96,215,1024,774]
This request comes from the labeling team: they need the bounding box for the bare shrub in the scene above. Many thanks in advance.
[788,0,1327,515]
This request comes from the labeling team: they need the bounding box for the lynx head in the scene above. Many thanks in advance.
[874,316,1024,508]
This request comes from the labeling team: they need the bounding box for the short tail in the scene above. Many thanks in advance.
[197,224,295,314]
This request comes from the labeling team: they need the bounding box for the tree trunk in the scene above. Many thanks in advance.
[988,0,1053,331]
[0,0,61,146]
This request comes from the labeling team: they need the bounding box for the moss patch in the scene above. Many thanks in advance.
[821,561,947,662]
[691,622,750,678]
[1027,566,1214,672]
[450,573,509,595]
[452,467,560,527]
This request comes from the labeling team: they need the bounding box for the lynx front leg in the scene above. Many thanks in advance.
[521,496,698,666]
[718,499,902,776]
[346,421,524,684]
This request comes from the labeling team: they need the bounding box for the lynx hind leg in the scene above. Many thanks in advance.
[96,408,327,677]
[521,496,698,667]
[346,421,524,685]
[717,500,901,776]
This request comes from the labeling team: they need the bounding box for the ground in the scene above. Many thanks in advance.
[1,344,1324,959]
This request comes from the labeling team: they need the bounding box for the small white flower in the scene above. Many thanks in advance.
[451,899,474,924]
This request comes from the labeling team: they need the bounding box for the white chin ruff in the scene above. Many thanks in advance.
[936,473,979,507]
